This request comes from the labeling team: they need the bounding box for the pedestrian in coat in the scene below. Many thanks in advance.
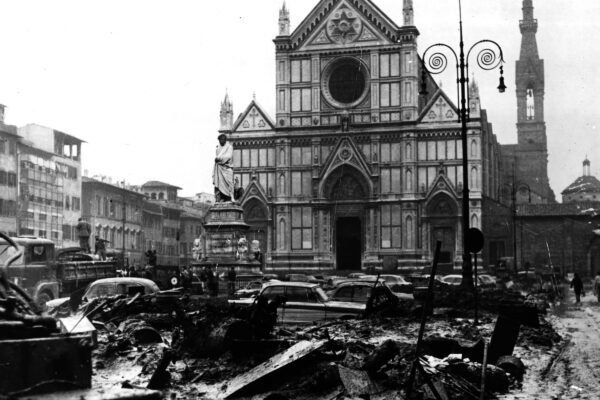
[227,267,237,296]
[594,272,600,302]
[570,273,584,303]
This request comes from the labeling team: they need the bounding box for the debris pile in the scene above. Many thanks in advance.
[85,295,561,399]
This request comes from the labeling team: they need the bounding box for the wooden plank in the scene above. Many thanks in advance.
[17,387,162,400]
[222,340,326,398]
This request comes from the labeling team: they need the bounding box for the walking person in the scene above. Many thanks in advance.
[594,271,600,302]
[227,266,237,296]
[570,272,584,303]
[206,266,217,297]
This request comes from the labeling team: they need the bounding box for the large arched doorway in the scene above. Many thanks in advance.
[588,235,600,276]
[243,198,269,260]
[322,166,370,271]
[426,194,459,273]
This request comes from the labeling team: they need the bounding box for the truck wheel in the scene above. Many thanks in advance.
[36,291,53,309]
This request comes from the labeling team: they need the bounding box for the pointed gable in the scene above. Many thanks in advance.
[291,0,401,51]
[425,169,459,199]
[319,136,371,182]
[232,100,275,133]
[240,177,270,205]
[418,89,459,123]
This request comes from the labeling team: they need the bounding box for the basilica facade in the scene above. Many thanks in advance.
[224,0,503,273]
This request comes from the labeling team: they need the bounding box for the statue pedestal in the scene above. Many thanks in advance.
[198,202,261,273]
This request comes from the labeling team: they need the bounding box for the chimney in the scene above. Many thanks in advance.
[0,104,6,124]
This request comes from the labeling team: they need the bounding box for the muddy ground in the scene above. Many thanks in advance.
[498,290,600,400]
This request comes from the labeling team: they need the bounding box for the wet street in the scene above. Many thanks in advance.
[501,290,600,400]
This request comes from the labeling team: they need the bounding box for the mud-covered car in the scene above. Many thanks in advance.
[233,279,280,298]
[45,277,163,313]
[359,274,413,294]
[229,281,364,324]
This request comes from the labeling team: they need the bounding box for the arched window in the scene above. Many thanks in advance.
[526,88,535,120]
[150,193,157,200]
[471,214,479,229]
[279,148,285,165]
[406,169,413,191]
[278,218,286,250]
[405,143,412,160]
[158,192,164,200]
[470,167,478,189]
[470,139,478,157]
[278,174,285,195]
[405,216,413,249]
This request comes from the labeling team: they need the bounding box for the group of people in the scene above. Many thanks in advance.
[199,265,219,296]
[77,217,109,260]
[569,271,600,303]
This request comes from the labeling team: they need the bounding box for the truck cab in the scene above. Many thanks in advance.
[0,236,117,305]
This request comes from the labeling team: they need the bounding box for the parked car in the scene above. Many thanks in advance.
[441,274,496,288]
[327,280,378,303]
[306,275,326,285]
[229,281,365,324]
[360,274,413,294]
[262,274,279,281]
[347,272,367,279]
[323,275,348,290]
[283,274,310,282]
[45,277,161,312]
[477,274,497,288]
[405,274,450,302]
[233,279,280,298]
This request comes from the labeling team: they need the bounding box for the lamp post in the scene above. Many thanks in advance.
[498,168,531,273]
[419,0,505,289]
[121,199,126,268]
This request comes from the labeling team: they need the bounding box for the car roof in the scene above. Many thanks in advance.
[264,281,318,288]
[336,280,377,287]
[90,277,157,286]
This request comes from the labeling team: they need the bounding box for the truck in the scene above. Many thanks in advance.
[0,236,118,305]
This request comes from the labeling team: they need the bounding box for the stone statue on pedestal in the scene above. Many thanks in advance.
[213,133,234,202]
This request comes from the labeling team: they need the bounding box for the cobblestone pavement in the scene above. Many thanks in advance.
[500,291,600,400]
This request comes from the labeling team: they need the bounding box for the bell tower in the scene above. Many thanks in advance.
[514,0,554,202]
[219,91,234,133]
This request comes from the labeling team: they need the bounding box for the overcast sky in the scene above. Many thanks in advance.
[1,0,598,198]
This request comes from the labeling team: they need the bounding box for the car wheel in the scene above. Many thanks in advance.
[170,276,180,287]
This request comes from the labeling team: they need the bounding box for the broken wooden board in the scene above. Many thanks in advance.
[222,339,326,398]
[17,387,162,400]
[337,365,379,396]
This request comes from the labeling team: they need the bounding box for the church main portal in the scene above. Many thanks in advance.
[336,216,362,270]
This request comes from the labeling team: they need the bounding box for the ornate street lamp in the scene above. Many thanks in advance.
[419,0,505,289]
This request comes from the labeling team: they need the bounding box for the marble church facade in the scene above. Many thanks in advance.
[223,0,503,273]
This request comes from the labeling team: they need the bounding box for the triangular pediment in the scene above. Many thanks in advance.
[232,100,275,133]
[293,0,400,51]
[418,89,459,123]
[318,137,373,199]
[425,169,459,199]
[319,137,371,180]
[240,177,270,205]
